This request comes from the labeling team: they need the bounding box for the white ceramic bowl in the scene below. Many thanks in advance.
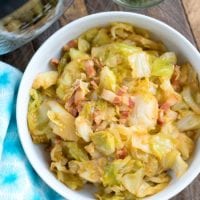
[17,12,200,200]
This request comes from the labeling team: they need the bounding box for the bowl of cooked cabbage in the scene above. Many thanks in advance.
[16,12,200,200]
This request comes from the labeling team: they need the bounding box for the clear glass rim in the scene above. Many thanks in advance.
[113,0,164,9]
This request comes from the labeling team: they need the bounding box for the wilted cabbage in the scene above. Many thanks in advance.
[129,93,158,130]
[47,100,78,141]
[27,89,52,143]
[27,22,199,200]
[129,52,151,78]
[100,66,117,91]
[91,131,115,156]
[32,71,58,90]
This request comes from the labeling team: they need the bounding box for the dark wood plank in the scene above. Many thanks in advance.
[31,0,88,51]
[182,0,200,49]
[86,0,196,46]
[59,0,88,26]
[0,42,35,72]
[32,21,60,51]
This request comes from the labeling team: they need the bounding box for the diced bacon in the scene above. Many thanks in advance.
[160,102,171,112]
[93,111,103,125]
[113,96,122,106]
[93,57,104,68]
[117,86,128,96]
[157,109,164,125]
[90,80,98,90]
[55,136,62,143]
[160,96,179,112]
[85,60,96,78]
[63,40,78,51]
[64,95,75,111]
[116,147,128,159]
[68,107,78,117]
[74,90,85,105]
[71,108,78,117]
[171,65,181,91]
[76,101,86,113]
[74,89,85,105]
[172,65,181,81]
[128,97,135,108]
[120,111,130,118]
[93,76,100,82]
[50,58,59,67]
[101,89,117,103]
[121,95,129,105]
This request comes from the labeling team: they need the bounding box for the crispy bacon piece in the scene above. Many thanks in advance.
[128,97,135,108]
[160,102,171,112]
[90,80,98,90]
[116,147,128,159]
[50,58,59,67]
[76,101,86,113]
[117,86,128,96]
[93,110,103,125]
[171,65,181,91]
[65,95,75,112]
[113,96,122,106]
[63,40,78,51]
[85,60,96,78]
[157,109,164,125]
[121,95,129,106]
[120,111,130,118]
[160,95,179,112]
[93,57,104,68]
[68,107,78,117]
[74,89,86,105]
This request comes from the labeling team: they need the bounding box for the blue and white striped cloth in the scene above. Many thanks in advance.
[0,62,63,200]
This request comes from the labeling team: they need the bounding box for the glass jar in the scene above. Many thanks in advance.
[0,0,73,55]
[113,0,164,9]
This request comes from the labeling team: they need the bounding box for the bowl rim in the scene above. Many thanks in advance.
[16,11,200,200]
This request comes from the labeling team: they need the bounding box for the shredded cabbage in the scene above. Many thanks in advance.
[32,71,58,89]
[91,131,115,156]
[28,22,199,199]
[129,52,151,78]
[151,54,175,78]
[47,100,78,141]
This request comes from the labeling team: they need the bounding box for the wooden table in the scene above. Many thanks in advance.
[1,0,200,199]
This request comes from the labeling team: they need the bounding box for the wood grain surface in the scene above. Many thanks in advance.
[0,0,200,199]
[182,0,200,49]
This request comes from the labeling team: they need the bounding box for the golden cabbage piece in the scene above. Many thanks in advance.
[47,100,78,141]
[27,89,52,143]
[91,131,115,156]
[32,71,58,89]
[27,22,199,199]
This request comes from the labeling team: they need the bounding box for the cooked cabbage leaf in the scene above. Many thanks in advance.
[63,142,89,161]
[47,100,78,141]
[32,71,58,90]
[91,131,115,156]
[129,52,151,78]
[100,66,117,91]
